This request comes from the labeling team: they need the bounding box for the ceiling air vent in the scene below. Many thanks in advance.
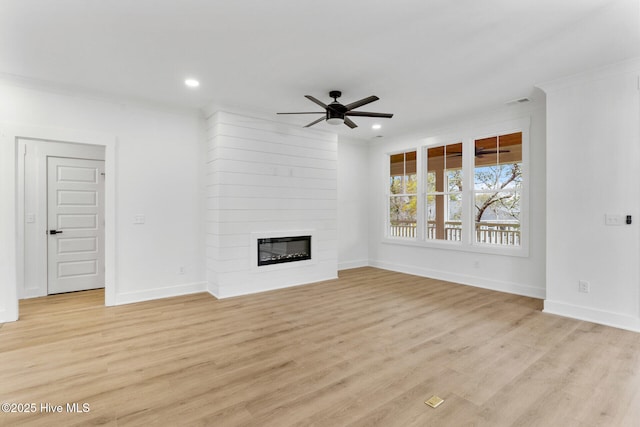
[506,97,531,106]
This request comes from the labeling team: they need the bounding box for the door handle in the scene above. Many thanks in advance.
[49,230,63,235]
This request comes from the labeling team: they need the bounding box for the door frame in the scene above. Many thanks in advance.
[11,125,117,317]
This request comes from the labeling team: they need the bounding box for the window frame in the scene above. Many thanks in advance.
[386,149,419,240]
[383,117,530,257]
[425,142,464,244]
[471,132,524,248]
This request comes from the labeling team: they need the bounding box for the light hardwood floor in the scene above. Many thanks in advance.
[1,267,639,426]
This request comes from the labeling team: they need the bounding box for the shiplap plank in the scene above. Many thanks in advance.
[207,172,337,189]
[206,229,339,249]
[207,184,336,200]
[216,260,338,290]
[210,130,338,160]
[209,250,337,274]
[209,146,336,171]
[209,211,336,224]
[209,112,337,145]
[206,197,336,211]
[206,222,337,236]
[206,160,337,181]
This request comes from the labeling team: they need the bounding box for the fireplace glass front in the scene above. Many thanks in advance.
[257,235,311,266]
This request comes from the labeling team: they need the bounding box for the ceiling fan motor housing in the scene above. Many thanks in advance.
[326,101,347,121]
[326,109,343,121]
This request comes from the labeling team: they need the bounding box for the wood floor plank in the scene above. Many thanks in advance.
[1,267,639,426]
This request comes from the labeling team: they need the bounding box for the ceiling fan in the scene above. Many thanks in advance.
[277,90,393,128]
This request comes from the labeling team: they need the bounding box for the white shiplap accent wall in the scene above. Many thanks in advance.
[206,112,338,298]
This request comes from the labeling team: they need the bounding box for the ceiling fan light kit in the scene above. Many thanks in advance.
[278,90,393,129]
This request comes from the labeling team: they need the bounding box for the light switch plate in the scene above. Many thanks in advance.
[25,213,35,223]
[134,214,146,224]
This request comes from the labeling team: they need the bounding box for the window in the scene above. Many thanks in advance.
[426,143,463,241]
[385,124,527,254]
[389,151,417,238]
[473,132,522,246]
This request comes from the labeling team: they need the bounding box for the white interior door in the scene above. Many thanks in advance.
[47,157,105,294]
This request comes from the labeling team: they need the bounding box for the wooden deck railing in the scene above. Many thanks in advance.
[474,222,520,245]
[389,221,417,238]
[390,221,520,246]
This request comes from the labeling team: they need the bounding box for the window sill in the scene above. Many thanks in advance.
[381,237,529,258]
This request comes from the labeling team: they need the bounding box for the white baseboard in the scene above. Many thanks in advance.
[544,300,640,333]
[115,281,208,305]
[338,259,369,270]
[207,281,220,299]
[369,260,546,299]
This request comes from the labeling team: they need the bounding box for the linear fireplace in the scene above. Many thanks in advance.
[257,235,311,266]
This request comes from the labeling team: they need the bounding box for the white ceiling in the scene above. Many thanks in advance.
[1,0,639,139]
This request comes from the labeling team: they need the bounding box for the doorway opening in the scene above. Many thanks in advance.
[17,137,113,306]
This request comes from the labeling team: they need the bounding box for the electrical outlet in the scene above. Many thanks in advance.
[134,214,146,225]
[578,280,590,293]
[605,214,624,226]
[179,266,185,275]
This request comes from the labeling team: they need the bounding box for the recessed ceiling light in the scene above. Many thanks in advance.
[372,124,382,130]
[185,78,200,88]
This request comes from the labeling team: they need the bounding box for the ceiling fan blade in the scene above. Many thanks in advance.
[304,117,326,128]
[277,112,325,115]
[345,111,393,118]
[344,117,358,128]
[344,95,379,111]
[305,95,328,109]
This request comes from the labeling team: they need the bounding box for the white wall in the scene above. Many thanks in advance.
[0,83,206,320]
[206,111,338,298]
[367,99,547,299]
[337,136,369,269]
[541,58,640,331]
